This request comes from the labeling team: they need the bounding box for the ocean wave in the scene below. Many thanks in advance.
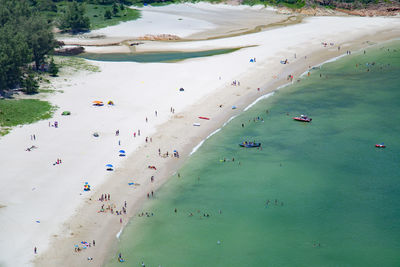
[222,115,238,127]
[116,227,123,239]
[300,53,347,77]
[189,127,222,156]
[189,140,205,156]
[244,92,275,111]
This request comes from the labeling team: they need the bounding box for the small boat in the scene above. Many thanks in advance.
[193,123,201,126]
[198,117,210,120]
[239,141,261,148]
[375,143,385,148]
[293,115,312,122]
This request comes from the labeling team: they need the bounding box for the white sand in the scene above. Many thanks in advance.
[58,3,288,45]
[0,4,399,267]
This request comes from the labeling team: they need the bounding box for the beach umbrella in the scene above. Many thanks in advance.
[92,101,103,104]
[106,164,113,168]
[61,111,71,115]
[119,150,125,154]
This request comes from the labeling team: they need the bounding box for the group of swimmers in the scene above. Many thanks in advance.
[265,199,284,207]
[138,211,154,217]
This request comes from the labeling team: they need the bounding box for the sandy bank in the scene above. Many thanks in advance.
[58,3,290,48]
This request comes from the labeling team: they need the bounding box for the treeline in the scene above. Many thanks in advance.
[0,0,58,93]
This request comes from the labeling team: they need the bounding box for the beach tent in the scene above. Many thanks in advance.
[93,101,104,106]
[106,164,114,171]
[179,88,184,92]
[119,150,126,154]
[61,111,71,115]
[249,59,254,62]
[108,101,114,105]
[93,132,99,137]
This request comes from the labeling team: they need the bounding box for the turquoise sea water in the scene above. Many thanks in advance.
[78,48,239,63]
[107,41,400,267]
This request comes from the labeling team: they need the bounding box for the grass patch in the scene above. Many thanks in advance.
[0,99,55,128]
[54,2,141,30]
[55,56,101,73]
[86,4,141,30]
[0,127,11,136]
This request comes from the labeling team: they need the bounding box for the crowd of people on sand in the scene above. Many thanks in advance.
[231,80,241,86]
[48,121,58,128]
[147,190,155,198]
[53,158,62,165]
[74,240,96,252]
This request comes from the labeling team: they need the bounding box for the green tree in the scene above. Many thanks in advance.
[104,9,112,19]
[112,2,119,15]
[0,0,57,92]
[0,25,31,91]
[21,72,39,94]
[35,0,57,12]
[59,1,90,32]
[25,15,57,70]
[48,58,59,77]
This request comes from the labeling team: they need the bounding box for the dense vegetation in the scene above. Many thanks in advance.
[0,0,58,94]
[0,0,140,94]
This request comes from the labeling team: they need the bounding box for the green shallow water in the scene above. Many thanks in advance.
[107,41,400,267]
[78,48,239,63]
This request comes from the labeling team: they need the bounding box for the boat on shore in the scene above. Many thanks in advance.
[293,115,312,122]
[239,141,261,148]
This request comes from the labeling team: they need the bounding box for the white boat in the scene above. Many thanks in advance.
[193,123,201,126]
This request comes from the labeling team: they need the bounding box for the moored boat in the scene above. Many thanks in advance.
[293,114,312,122]
[375,143,385,148]
[239,141,261,148]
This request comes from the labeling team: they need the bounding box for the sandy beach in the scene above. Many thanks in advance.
[0,3,399,267]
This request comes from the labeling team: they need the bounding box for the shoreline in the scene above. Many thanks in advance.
[36,32,400,266]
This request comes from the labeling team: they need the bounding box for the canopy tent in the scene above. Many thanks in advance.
[106,164,114,171]
[93,101,104,106]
